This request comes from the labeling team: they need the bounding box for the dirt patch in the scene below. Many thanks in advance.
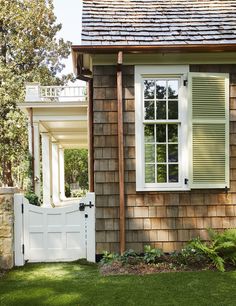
[100,261,213,276]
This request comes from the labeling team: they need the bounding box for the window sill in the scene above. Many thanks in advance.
[136,186,191,192]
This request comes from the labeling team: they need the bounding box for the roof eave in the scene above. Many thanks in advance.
[72,43,236,54]
[71,43,236,79]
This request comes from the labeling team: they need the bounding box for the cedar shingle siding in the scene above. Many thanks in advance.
[94,64,236,253]
[81,0,236,253]
[82,0,236,46]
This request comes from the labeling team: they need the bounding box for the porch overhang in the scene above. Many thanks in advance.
[19,83,89,205]
[20,104,88,149]
[19,84,88,149]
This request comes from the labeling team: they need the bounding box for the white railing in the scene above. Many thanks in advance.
[25,83,87,103]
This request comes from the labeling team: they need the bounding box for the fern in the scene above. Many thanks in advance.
[189,237,225,272]
[189,229,236,272]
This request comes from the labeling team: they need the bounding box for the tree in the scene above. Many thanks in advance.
[64,149,88,190]
[0,0,72,186]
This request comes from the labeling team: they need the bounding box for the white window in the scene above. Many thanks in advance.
[135,66,229,191]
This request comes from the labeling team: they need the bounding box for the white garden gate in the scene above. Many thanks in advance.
[14,193,95,266]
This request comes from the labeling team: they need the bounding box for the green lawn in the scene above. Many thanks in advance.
[1,262,236,306]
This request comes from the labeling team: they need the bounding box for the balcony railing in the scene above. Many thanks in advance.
[25,83,87,103]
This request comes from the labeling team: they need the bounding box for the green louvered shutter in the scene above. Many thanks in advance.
[189,73,229,189]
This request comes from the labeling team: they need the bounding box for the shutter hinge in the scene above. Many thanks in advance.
[183,80,188,86]
[184,178,189,185]
[21,203,24,214]
[22,244,25,254]
[85,213,88,218]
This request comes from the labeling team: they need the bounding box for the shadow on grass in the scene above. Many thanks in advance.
[1,263,236,306]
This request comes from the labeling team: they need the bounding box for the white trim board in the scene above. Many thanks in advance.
[135,65,190,192]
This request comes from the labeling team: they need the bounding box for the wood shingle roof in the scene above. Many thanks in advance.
[82,0,236,46]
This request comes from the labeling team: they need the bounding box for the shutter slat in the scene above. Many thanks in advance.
[189,73,229,189]
[192,76,225,120]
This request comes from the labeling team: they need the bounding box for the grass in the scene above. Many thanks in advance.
[0,262,236,306]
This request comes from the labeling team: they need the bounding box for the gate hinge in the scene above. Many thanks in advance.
[21,203,24,214]
[22,244,25,254]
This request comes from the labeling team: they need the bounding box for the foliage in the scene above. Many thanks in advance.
[208,228,236,264]
[71,189,88,198]
[119,249,142,265]
[100,249,142,265]
[100,251,120,265]
[64,149,88,190]
[188,229,236,272]
[143,245,164,264]
[25,192,40,206]
[188,237,225,272]
[100,229,236,272]
[0,110,28,186]
[100,249,142,266]
[169,245,209,268]
[13,153,33,191]
[65,183,71,198]
[0,0,72,186]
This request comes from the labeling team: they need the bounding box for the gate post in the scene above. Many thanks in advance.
[86,192,95,262]
[14,194,25,266]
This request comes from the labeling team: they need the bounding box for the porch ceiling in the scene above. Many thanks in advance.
[20,104,88,149]
[41,120,88,149]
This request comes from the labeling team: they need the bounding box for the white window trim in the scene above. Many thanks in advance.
[135,65,190,191]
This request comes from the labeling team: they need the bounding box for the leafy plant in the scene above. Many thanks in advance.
[188,229,236,272]
[0,0,73,187]
[120,249,141,265]
[71,189,88,198]
[65,183,71,197]
[143,245,164,264]
[64,149,88,190]
[188,237,224,272]
[25,192,40,206]
[170,244,209,268]
[208,228,236,263]
[100,251,119,265]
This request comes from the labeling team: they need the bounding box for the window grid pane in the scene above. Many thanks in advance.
[143,78,180,184]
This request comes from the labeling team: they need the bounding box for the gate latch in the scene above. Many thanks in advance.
[79,201,94,211]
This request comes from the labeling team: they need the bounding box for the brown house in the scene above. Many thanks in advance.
[72,0,236,254]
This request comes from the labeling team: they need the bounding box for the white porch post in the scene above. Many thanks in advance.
[52,142,60,204]
[41,133,52,206]
[59,147,65,200]
[28,121,32,155]
[33,122,41,198]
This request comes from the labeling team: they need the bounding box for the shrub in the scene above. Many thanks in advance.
[169,244,208,268]
[120,249,141,265]
[25,192,40,206]
[65,183,71,197]
[143,245,164,264]
[188,229,236,272]
[71,189,88,198]
[100,251,119,265]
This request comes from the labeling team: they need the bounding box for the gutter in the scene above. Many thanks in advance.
[72,43,236,55]
[72,43,236,80]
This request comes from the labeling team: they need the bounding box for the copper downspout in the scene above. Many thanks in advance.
[29,107,35,192]
[88,79,94,192]
[117,51,125,254]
